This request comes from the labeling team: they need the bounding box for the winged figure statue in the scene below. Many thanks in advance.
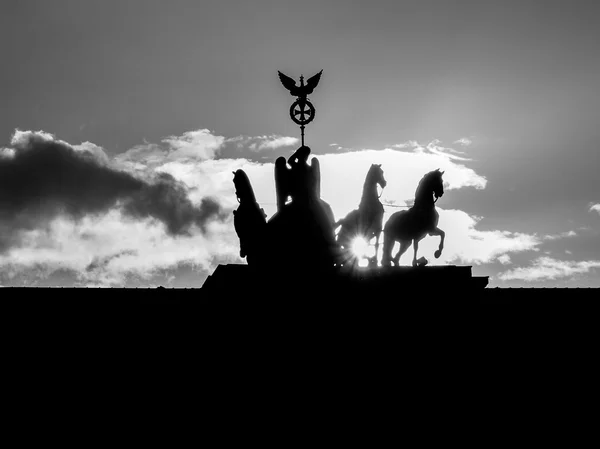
[278,70,323,100]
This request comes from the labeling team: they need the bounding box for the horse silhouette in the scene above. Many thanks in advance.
[382,169,445,267]
[335,164,387,266]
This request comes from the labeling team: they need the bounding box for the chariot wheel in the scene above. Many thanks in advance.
[290,99,315,125]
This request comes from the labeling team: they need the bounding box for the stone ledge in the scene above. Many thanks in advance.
[201,263,489,296]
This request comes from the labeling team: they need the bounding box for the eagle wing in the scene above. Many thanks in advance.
[278,71,298,95]
[304,70,323,95]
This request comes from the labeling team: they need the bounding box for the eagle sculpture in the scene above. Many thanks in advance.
[278,70,323,99]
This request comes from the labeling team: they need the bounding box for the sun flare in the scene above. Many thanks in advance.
[351,236,370,259]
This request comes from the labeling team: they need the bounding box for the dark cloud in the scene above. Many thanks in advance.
[121,172,227,235]
[0,131,226,251]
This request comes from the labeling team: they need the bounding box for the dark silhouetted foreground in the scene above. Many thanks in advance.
[201,263,488,301]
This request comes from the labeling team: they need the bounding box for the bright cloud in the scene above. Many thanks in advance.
[257,136,298,150]
[498,257,600,281]
[0,210,240,286]
[590,203,600,215]
[162,129,225,160]
[115,129,225,169]
[497,254,511,265]
[225,135,299,152]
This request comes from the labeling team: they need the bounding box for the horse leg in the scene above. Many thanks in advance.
[430,227,445,258]
[374,231,381,265]
[412,238,420,267]
[369,230,382,267]
[393,239,411,266]
[381,231,395,267]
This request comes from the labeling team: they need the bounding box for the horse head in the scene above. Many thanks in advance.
[415,169,445,205]
[369,163,387,190]
[431,168,445,200]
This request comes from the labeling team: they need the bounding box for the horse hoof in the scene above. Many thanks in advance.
[434,250,442,259]
[417,257,428,267]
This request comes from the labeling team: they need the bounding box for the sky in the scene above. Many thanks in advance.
[1,0,599,287]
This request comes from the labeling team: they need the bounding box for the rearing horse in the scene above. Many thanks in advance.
[382,169,446,267]
[335,164,387,266]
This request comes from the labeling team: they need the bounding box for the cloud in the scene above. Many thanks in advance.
[0,210,240,286]
[116,132,299,169]
[392,139,469,160]
[256,136,299,150]
[454,138,472,146]
[589,203,600,215]
[497,254,511,265]
[425,139,469,160]
[392,140,419,149]
[115,129,225,169]
[498,257,600,282]
[73,141,110,165]
[543,230,577,240]
[224,135,299,152]
[162,129,225,159]
[0,130,226,253]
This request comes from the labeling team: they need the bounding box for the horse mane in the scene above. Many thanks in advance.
[414,170,440,206]
[359,164,380,207]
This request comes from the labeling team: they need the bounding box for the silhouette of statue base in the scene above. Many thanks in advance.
[201,264,489,298]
